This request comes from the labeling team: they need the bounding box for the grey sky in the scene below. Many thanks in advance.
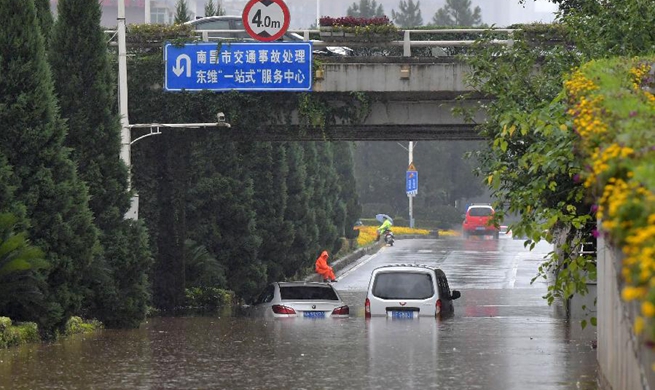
[206,0,558,28]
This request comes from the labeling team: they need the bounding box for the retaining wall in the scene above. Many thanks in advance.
[598,233,655,390]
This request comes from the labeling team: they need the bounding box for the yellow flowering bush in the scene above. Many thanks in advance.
[355,225,431,247]
[565,57,655,340]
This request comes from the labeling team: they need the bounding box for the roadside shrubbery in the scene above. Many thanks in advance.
[564,57,655,339]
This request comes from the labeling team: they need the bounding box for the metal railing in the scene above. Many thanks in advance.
[196,28,515,57]
[106,28,516,57]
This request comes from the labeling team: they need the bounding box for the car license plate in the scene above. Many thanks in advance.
[389,311,414,319]
[303,311,325,318]
[476,227,485,230]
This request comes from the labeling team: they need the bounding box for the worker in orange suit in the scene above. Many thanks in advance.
[315,250,337,282]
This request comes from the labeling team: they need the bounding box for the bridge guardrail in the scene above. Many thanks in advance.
[195,29,516,57]
[106,28,516,57]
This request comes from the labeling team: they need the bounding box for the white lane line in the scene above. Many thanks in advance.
[508,255,520,289]
[338,249,384,279]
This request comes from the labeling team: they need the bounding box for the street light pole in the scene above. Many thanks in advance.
[115,1,232,220]
[316,0,320,29]
[118,0,130,183]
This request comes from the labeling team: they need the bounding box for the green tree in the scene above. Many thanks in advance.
[238,142,294,283]
[392,0,423,27]
[204,0,225,17]
[347,0,385,18]
[174,0,191,24]
[187,139,264,301]
[305,143,340,254]
[50,0,152,328]
[333,142,361,239]
[33,0,53,46]
[461,0,655,305]
[353,141,484,226]
[283,143,317,277]
[432,0,482,27]
[0,213,50,322]
[0,0,99,333]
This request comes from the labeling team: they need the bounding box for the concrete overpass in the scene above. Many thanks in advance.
[230,57,488,141]
[188,30,508,141]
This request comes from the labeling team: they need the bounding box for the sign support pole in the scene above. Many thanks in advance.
[409,141,414,228]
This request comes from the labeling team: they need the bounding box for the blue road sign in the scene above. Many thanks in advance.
[406,170,418,196]
[164,42,312,92]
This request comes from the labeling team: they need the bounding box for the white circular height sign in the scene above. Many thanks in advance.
[242,0,290,42]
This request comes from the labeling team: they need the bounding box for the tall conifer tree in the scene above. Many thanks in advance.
[49,0,153,328]
[187,139,264,301]
[0,0,99,332]
[347,0,385,18]
[33,0,53,46]
[333,142,361,239]
[174,0,191,24]
[432,0,482,27]
[283,143,317,276]
[392,0,423,27]
[238,142,293,283]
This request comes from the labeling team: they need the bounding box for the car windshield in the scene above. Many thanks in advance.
[280,286,339,300]
[372,272,434,299]
[469,207,493,217]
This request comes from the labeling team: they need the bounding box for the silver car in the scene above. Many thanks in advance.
[365,264,461,319]
[247,282,350,318]
[185,16,353,56]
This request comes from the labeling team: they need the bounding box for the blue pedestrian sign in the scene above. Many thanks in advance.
[164,42,312,92]
[406,163,418,196]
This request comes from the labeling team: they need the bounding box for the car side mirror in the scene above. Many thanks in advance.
[451,290,461,300]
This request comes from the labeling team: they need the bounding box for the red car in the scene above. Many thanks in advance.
[462,204,499,239]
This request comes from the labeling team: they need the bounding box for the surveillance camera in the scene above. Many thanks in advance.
[217,112,226,123]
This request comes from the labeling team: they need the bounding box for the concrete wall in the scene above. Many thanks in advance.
[598,233,655,390]
[314,60,473,93]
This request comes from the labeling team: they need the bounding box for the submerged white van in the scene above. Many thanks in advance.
[364,264,461,319]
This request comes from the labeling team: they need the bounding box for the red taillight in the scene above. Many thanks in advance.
[272,305,296,315]
[365,298,371,319]
[436,299,442,315]
[331,305,350,316]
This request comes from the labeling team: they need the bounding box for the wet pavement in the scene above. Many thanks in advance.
[0,237,598,389]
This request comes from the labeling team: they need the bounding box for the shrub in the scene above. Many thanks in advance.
[184,287,234,310]
[64,316,102,335]
[0,317,40,348]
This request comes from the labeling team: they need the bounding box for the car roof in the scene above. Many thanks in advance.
[372,263,445,274]
[184,15,241,25]
[275,281,335,288]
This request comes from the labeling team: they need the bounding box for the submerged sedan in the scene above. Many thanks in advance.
[247,282,350,318]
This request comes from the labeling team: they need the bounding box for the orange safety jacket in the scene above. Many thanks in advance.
[315,251,336,280]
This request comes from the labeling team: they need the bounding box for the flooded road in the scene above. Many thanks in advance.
[0,237,597,389]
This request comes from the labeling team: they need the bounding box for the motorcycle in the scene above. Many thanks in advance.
[383,230,395,246]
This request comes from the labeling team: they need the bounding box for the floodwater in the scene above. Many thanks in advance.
[0,238,598,390]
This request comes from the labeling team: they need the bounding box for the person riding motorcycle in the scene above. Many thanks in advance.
[376,217,393,242]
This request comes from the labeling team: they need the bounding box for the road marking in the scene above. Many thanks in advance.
[338,249,384,279]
